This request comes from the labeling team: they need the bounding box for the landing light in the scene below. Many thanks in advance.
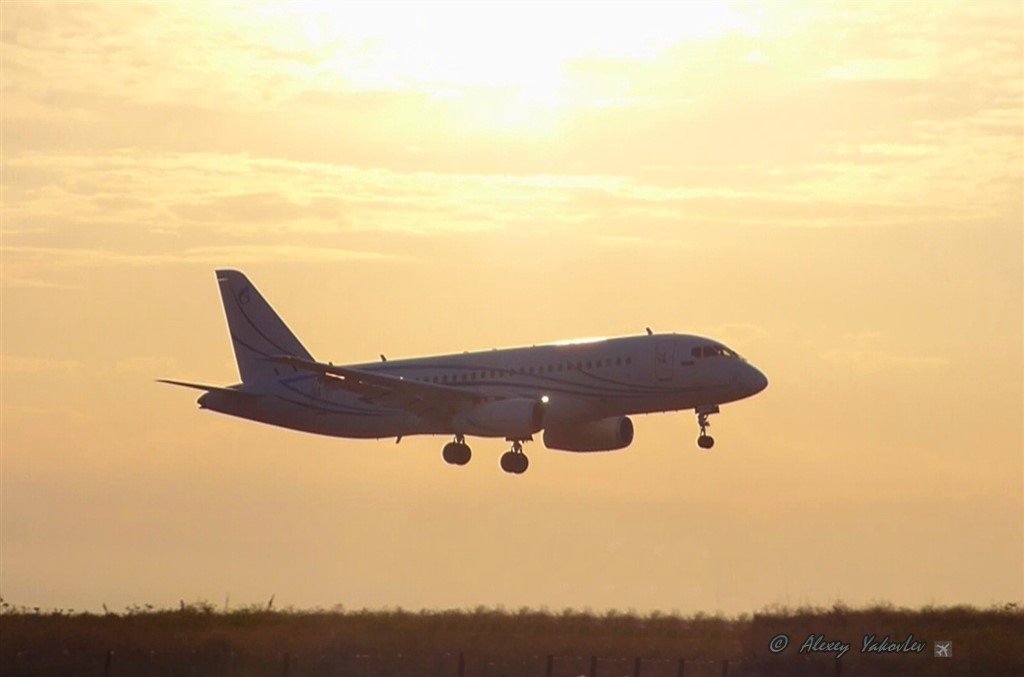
[541,395,550,404]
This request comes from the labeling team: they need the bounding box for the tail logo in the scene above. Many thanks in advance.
[238,286,251,306]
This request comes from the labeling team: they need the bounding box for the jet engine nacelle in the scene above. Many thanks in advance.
[452,398,545,438]
[543,416,634,452]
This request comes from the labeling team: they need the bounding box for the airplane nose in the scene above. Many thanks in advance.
[748,366,768,394]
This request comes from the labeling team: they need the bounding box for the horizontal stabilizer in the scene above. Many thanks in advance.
[156,379,260,398]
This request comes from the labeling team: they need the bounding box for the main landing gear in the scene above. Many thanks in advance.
[695,405,719,450]
[441,436,529,473]
[442,434,471,466]
[500,440,529,475]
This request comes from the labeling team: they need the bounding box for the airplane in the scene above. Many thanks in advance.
[159,270,768,474]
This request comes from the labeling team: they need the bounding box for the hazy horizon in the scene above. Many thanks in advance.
[1,2,1021,615]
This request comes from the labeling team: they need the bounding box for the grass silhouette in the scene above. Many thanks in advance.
[2,600,1021,675]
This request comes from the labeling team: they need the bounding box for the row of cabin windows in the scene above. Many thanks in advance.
[691,345,740,359]
[416,357,633,384]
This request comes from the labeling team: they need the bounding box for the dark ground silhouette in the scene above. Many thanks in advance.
[2,601,1021,676]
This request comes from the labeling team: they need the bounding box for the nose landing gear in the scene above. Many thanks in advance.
[500,440,529,474]
[695,405,719,450]
[442,434,472,465]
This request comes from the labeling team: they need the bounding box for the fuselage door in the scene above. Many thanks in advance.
[655,339,674,381]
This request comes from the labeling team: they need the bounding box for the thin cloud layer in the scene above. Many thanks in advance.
[2,2,1020,266]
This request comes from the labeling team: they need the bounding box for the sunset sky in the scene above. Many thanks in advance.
[2,2,1021,614]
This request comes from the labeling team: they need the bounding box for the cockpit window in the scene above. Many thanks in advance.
[694,344,742,358]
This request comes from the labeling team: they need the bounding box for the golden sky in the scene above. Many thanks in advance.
[1,1,1021,613]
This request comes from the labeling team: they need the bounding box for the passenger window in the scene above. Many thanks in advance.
[616,357,622,366]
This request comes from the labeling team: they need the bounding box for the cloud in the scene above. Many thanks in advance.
[0,244,404,288]
[168,192,348,227]
[817,330,948,373]
[818,348,948,373]
[1,244,401,268]
[712,324,769,346]
[595,235,695,250]
[0,355,86,374]
[114,356,180,377]
[1,2,1019,287]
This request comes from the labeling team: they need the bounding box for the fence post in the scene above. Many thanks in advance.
[281,651,290,677]
[589,655,598,677]
[457,652,465,677]
[677,658,685,677]
[634,656,642,677]
[104,649,113,677]
[721,659,728,676]
[545,654,554,677]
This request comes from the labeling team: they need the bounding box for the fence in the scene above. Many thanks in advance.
[8,647,981,677]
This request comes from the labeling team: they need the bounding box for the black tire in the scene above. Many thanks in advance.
[454,443,472,465]
[697,435,715,449]
[513,454,529,474]
[500,451,517,473]
[442,442,458,464]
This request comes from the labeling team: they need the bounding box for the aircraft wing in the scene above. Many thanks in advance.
[263,355,485,419]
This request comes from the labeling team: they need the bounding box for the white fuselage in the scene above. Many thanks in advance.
[199,333,768,439]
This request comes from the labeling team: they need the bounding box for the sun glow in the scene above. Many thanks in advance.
[223,2,757,130]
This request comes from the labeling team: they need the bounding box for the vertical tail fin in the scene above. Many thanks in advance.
[215,269,312,384]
